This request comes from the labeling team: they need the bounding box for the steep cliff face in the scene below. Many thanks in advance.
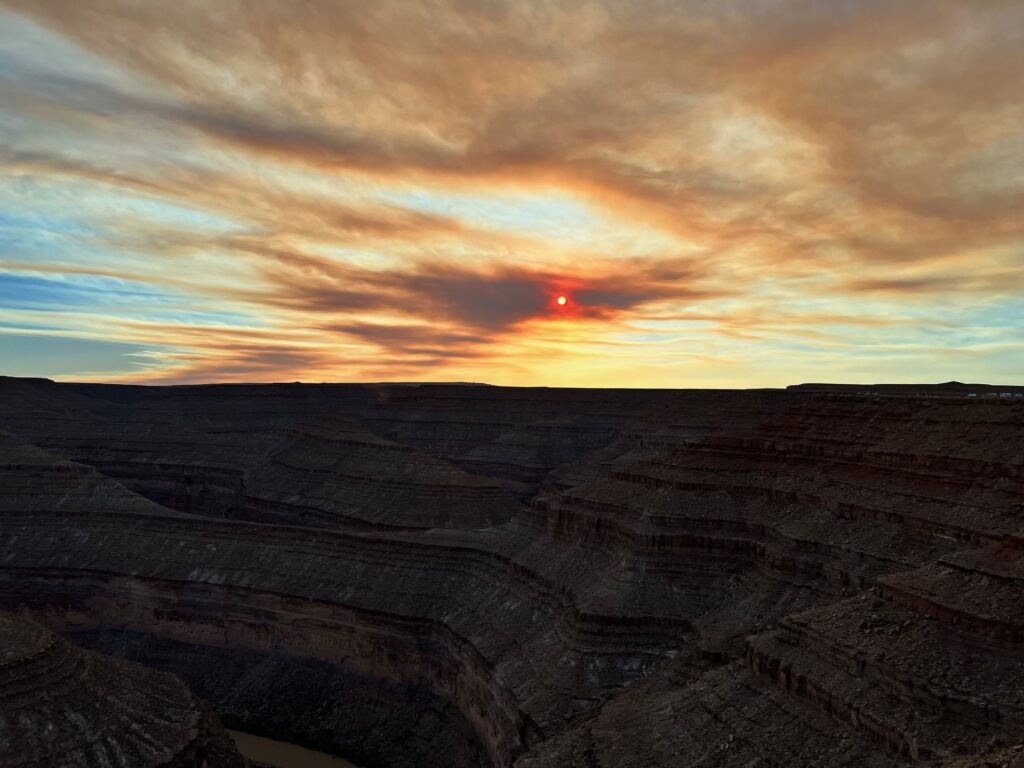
[518,395,1024,767]
[0,610,244,768]
[0,377,1021,767]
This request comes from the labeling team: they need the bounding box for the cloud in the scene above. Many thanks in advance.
[255,255,718,332]
[0,0,1021,385]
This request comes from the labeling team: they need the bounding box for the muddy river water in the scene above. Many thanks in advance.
[229,730,358,768]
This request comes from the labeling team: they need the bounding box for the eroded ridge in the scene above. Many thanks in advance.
[0,610,244,768]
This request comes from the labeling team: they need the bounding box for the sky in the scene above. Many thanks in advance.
[0,1,1021,387]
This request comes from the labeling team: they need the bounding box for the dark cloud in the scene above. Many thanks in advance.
[259,258,716,332]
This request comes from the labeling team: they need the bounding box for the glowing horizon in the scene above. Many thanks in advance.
[1,1,1021,387]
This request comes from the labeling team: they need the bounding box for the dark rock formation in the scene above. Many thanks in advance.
[0,376,1021,767]
[0,610,244,768]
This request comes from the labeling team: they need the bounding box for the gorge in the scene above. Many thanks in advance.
[0,375,1022,767]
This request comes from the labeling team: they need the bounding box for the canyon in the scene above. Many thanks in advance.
[0,375,1021,767]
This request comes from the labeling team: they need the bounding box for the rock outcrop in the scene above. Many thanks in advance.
[0,609,244,768]
[0,376,1021,767]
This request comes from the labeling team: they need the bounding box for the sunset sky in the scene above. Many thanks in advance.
[1,1,1021,387]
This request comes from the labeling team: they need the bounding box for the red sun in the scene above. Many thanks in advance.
[556,295,568,306]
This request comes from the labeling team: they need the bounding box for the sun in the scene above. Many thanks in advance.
[557,295,567,306]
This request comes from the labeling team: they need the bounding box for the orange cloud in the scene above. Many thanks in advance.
[0,0,1021,385]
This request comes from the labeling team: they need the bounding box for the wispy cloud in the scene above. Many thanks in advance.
[0,1,1021,385]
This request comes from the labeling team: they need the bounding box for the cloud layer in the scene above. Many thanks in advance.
[0,0,1021,385]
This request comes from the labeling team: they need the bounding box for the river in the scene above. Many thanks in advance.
[228,730,358,768]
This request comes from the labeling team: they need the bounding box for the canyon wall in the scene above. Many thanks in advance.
[0,609,244,767]
[0,376,1021,767]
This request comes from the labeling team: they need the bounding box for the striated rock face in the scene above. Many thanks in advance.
[0,376,1022,767]
[233,414,523,529]
[0,610,244,768]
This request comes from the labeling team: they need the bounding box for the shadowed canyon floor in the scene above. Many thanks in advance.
[0,376,1022,767]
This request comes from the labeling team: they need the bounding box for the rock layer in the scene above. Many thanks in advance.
[0,610,244,768]
[0,376,1021,767]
